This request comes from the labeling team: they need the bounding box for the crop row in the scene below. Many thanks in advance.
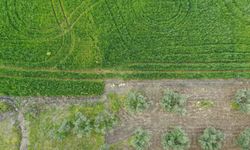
[4,68,250,80]
[0,76,104,96]
[122,62,250,71]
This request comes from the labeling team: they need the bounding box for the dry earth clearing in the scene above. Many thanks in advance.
[105,79,250,150]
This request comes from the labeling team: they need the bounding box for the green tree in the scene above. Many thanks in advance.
[130,128,151,150]
[237,128,250,150]
[125,91,150,113]
[233,89,250,113]
[73,112,92,137]
[161,89,187,115]
[162,127,190,150]
[94,110,118,134]
[199,127,224,150]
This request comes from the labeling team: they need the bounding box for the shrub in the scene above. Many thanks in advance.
[237,128,250,150]
[125,91,150,113]
[162,127,190,150]
[233,89,250,113]
[161,89,187,115]
[130,128,151,150]
[94,110,118,134]
[73,112,92,137]
[199,127,225,150]
[49,120,72,141]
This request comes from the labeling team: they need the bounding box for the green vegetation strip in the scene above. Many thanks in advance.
[3,68,250,96]
[123,63,250,71]
[0,77,104,96]
[3,68,250,80]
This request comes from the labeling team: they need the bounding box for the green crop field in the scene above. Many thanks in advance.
[1,0,250,96]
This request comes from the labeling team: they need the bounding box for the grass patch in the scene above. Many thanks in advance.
[196,100,215,109]
[107,93,124,113]
[0,116,21,150]
[108,135,133,150]
[0,101,14,113]
[25,102,107,150]
[231,101,240,111]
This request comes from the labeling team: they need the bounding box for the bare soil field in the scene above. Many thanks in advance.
[105,79,250,150]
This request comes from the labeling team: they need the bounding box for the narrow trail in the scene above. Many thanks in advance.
[4,65,250,76]
[18,111,28,150]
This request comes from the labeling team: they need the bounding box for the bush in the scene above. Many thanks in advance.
[125,91,150,113]
[130,128,151,150]
[162,127,190,150]
[94,110,118,134]
[199,127,225,150]
[161,89,187,115]
[233,89,250,113]
[237,128,250,150]
[49,120,72,141]
[73,112,92,137]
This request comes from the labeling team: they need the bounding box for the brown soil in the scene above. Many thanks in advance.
[105,79,250,150]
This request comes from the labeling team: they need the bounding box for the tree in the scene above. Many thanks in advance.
[199,127,224,150]
[73,112,92,137]
[161,89,187,115]
[125,91,150,113]
[130,128,151,150]
[162,127,190,150]
[94,110,118,134]
[237,128,250,150]
[233,89,250,113]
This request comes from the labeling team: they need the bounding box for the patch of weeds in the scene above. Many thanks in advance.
[0,101,13,113]
[0,117,21,150]
[196,100,215,109]
[161,89,187,115]
[162,127,190,150]
[233,89,250,113]
[125,91,150,114]
[130,128,151,150]
[107,93,124,113]
[230,101,240,111]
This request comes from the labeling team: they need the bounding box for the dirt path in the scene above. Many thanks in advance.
[18,111,28,150]
[105,79,250,150]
